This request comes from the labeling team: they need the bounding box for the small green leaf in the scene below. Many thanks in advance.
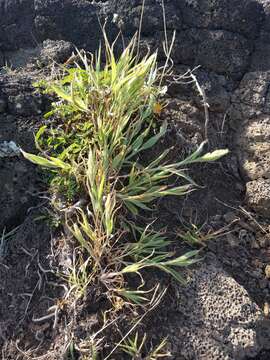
[121,262,145,274]
[21,150,71,171]
[139,121,167,152]
[51,85,73,103]
[35,125,47,142]
[196,149,229,162]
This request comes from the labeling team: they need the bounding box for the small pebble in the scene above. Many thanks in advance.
[265,265,270,279]
[264,302,269,317]
[251,240,260,249]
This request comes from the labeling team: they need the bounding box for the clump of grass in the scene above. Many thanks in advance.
[177,223,230,247]
[22,30,227,323]
[121,332,170,359]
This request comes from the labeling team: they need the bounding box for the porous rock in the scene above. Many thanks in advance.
[170,65,232,113]
[0,70,48,229]
[3,47,41,69]
[237,115,270,180]
[0,0,36,51]
[246,179,270,217]
[108,0,183,36]
[166,28,251,79]
[8,92,45,116]
[196,30,251,79]
[171,260,263,359]
[0,71,47,116]
[231,71,270,120]
[0,158,39,230]
[39,39,74,65]
[2,40,74,70]
[231,71,270,190]
[34,0,110,52]
[0,0,264,80]
[178,0,264,38]
[250,1,270,71]
[250,31,270,72]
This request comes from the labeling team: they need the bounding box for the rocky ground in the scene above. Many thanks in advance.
[0,0,270,359]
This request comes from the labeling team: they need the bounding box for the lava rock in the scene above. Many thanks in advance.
[258,0,270,32]
[168,66,232,113]
[251,31,270,71]
[237,115,270,180]
[8,93,44,116]
[108,0,183,36]
[233,71,270,119]
[233,72,270,184]
[39,39,74,65]
[170,259,263,359]
[0,0,36,51]
[0,158,39,230]
[171,28,251,80]
[196,30,251,79]
[0,71,49,116]
[34,0,113,52]
[0,0,264,82]
[246,179,270,217]
[0,70,47,229]
[177,0,264,38]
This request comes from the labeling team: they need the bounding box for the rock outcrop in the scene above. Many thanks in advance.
[170,258,267,360]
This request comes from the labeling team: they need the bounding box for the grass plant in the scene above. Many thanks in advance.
[22,28,228,358]
[22,31,228,302]
[121,332,170,359]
